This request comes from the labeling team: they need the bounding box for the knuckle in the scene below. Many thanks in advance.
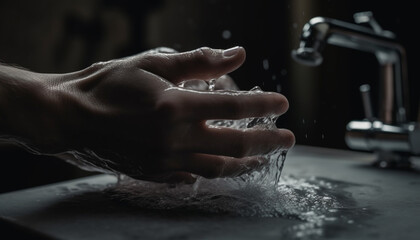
[192,47,214,64]
[89,60,114,72]
[197,46,212,55]
[141,53,160,66]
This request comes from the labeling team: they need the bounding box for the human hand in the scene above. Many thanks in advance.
[3,46,295,183]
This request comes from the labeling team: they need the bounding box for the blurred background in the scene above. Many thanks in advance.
[0,0,419,193]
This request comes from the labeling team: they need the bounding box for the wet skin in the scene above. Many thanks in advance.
[0,46,295,183]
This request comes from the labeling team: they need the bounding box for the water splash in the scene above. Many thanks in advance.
[101,84,375,238]
[263,59,270,70]
[204,84,287,187]
[105,175,373,239]
[106,84,292,216]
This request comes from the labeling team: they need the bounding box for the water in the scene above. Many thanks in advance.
[102,84,373,238]
[222,30,232,39]
[207,86,289,185]
[105,175,374,239]
[108,175,339,218]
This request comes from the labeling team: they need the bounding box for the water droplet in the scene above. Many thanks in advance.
[222,30,232,39]
[276,84,282,93]
[208,79,216,91]
[263,59,269,70]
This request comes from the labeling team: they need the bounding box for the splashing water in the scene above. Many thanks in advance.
[106,175,372,239]
[102,84,375,238]
[108,175,339,218]
[107,84,294,218]
[204,83,288,187]
[108,86,335,216]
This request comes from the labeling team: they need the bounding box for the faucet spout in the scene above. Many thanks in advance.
[292,12,409,124]
[292,12,418,168]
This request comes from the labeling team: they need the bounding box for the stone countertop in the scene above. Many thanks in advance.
[1,145,419,240]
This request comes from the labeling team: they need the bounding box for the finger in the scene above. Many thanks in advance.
[138,46,246,84]
[170,153,268,179]
[184,127,295,158]
[160,88,289,120]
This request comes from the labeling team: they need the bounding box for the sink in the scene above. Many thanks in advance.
[1,145,419,239]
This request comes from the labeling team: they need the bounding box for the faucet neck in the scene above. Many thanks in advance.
[299,16,409,124]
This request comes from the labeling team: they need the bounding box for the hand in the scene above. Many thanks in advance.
[2,46,295,183]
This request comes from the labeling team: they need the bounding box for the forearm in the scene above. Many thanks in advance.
[0,65,58,148]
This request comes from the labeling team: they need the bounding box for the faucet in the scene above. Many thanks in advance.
[292,11,420,168]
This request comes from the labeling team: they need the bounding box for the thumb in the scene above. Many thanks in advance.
[138,46,246,84]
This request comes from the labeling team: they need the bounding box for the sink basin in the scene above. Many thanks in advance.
[1,145,419,239]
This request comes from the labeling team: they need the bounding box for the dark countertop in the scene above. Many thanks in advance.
[1,145,419,240]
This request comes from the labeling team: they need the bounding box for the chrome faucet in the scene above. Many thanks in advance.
[292,11,420,168]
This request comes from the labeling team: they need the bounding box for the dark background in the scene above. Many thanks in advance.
[0,0,418,193]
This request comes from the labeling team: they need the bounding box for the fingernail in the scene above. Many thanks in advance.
[223,46,241,57]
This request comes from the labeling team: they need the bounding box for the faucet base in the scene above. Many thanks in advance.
[372,151,412,169]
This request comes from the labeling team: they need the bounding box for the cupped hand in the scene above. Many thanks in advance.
[34,46,295,183]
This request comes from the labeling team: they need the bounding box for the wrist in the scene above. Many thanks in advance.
[0,65,62,151]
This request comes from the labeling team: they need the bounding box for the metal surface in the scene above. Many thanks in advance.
[1,145,420,240]
[292,12,420,167]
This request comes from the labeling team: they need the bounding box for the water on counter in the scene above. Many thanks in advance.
[105,174,373,239]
